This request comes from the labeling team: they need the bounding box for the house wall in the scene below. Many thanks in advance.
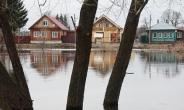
[151,30,176,42]
[92,21,121,43]
[30,29,63,42]
[35,16,59,28]
[176,30,184,41]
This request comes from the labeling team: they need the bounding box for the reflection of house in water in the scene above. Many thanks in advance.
[89,51,135,77]
[30,50,75,76]
[149,52,184,63]
[150,52,177,63]
[89,51,117,76]
[145,52,184,78]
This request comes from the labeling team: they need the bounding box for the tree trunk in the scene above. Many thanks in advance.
[103,0,148,107]
[0,1,33,109]
[66,0,98,110]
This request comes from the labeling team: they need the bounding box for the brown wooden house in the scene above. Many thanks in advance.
[29,15,70,43]
[92,14,123,44]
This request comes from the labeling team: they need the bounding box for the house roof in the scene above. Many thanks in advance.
[150,21,177,30]
[29,15,69,31]
[178,28,184,31]
[94,14,122,29]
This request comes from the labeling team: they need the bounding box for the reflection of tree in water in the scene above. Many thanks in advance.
[142,51,184,78]
[104,106,118,110]
[89,51,117,78]
[139,51,148,60]
[30,50,75,77]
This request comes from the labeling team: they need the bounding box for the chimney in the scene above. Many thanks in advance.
[157,19,159,24]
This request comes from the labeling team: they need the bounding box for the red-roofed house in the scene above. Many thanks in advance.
[29,15,74,43]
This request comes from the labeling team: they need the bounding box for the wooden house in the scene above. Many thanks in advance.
[177,28,184,41]
[92,14,123,44]
[149,21,177,43]
[29,15,70,43]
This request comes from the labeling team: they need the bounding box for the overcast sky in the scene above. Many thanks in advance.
[23,0,184,31]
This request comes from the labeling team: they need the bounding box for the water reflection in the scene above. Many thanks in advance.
[89,51,135,77]
[89,51,117,77]
[139,51,183,78]
[1,50,184,109]
[30,50,75,76]
[104,106,118,110]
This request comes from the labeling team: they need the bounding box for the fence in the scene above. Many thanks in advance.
[13,36,30,44]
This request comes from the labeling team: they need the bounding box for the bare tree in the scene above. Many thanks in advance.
[141,17,149,29]
[103,0,149,107]
[135,17,149,39]
[161,9,183,27]
[66,0,98,109]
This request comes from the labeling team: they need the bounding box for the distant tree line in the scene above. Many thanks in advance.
[55,14,70,30]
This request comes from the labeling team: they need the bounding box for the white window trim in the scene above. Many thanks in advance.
[169,32,173,38]
[43,20,48,26]
[153,32,157,38]
[167,32,170,38]
[164,32,167,38]
[159,33,162,38]
[34,31,39,37]
[177,32,182,38]
[52,32,58,38]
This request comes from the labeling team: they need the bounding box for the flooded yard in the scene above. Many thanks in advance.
[1,50,184,110]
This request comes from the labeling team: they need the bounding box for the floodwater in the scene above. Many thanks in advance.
[1,49,184,110]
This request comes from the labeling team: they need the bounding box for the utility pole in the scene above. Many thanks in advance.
[149,15,151,44]
[71,14,77,43]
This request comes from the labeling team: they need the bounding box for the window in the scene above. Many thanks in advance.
[167,32,170,38]
[34,31,39,37]
[96,23,102,27]
[153,32,157,38]
[42,20,48,26]
[164,32,167,38]
[52,32,58,38]
[42,31,47,37]
[106,23,112,27]
[177,32,182,38]
[159,33,162,38]
[170,32,172,38]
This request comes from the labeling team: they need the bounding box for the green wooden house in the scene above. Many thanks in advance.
[148,21,177,43]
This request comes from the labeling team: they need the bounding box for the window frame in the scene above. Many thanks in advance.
[177,32,182,38]
[169,32,173,38]
[34,31,39,37]
[153,32,157,38]
[52,32,58,38]
[164,32,167,38]
[43,20,48,26]
[158,32,162,38]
